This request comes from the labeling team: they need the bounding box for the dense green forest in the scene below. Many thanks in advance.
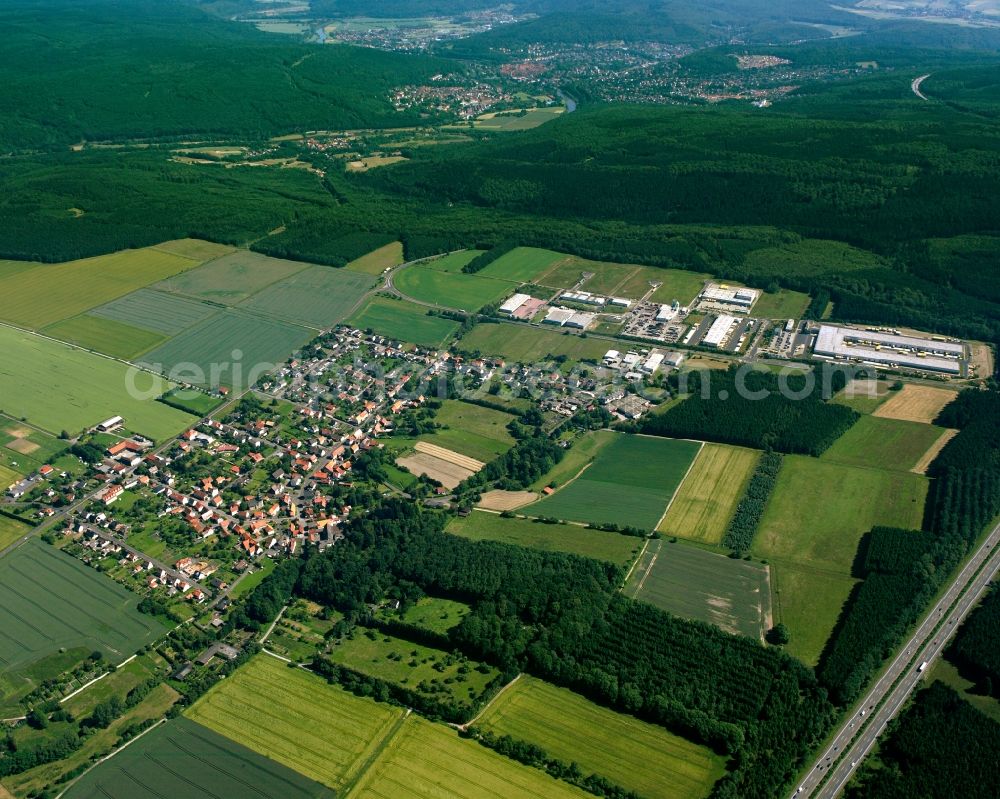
[847,682,1000,798]
[950,586,1000,697]
[0,0,447,151]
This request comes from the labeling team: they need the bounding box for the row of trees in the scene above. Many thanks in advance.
[722,452,782,552]
[950,586,1000,698]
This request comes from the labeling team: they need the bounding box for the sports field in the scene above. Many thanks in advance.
[0,247,202,329]
[44,315,166,359]
[458,321,611,363]
[394,265,513,311]
[474,247,563,282]
[91,288,220,335]
[188,655,401,791]
[530,434,702,530]
[424,249,485,273]
[0,326,196,440]
[625,539,771,639]
[821,415,952,473]
[140,309,312,389]
[753,456,928,663]
[239,265,375,327]
[476,676,726,799]
[657,443,760,544]
[349,296,459,347]
[418,399,515,462]
[345,241,404,274]
[446,511,642,566]
[156,251,307,304]
[0,538,164,710]
[64,717,334,799]
[351,714,590,799]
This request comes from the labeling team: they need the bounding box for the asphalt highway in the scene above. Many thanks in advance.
[794,517,1000,798]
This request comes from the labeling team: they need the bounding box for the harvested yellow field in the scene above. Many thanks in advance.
[873,384,959,424]
[912,428,959,474]
[397,453,473,490]
[346,241,404,274]
[414,441,485,472]
[477,490,538,511]
[0,247,202,328]
[657,444,760,544]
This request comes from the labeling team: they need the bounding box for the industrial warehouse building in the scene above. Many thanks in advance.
[499,293,531,315]
[813,325,964,375]
[703,315,738,348]
[699,283,760,312]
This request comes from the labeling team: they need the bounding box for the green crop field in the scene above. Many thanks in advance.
[476,676,726,799]
[352,714,590,799]
[625,539,771,640]
[447,512,642,566]
[239,265,375,327]
[349,296,459,347]
[820,415,950,472]
[458,321,611,363]
[0,247,202,329]
[91,288,220,335]
[345,241,404,274]
[531,429,617,490]
[394,265,514,311]
[529,434,702,530]
[151,237,235,262]
[139,309,312,389]
[424,249,484,273]
[156,250,307,304]
[0,514,30,550]
[750,288,811,319]
[473,107,566,131]
[328,630,500,710]
[64,716,334,799]
[417,399,515,462]
[0,538,165,713]
[44,315,166,359]
[658,443,760,544]
[831,379,892,414]
[159,387,223,416]
[0,326,196,440]
[475,247,563,282]
[187,654,400,791]
[754,456,928,664]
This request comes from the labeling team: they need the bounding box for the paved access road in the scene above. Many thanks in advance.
[794,517,1000,798]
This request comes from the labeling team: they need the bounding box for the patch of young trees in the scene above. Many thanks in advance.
[722,452,782,553]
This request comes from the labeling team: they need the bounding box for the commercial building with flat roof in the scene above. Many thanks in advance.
[813,325,964,375]
[499,293,531,315]
[703,315,737,348]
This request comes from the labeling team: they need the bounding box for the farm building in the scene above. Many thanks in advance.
[813,325,964,375]
[499,293,531,315]
[699,283,759,312]
[703,315,738,348]
[97,415,124,432]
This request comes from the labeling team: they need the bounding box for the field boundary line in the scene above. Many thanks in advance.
[60,653,138,704]
[457,672,522,731]
[54,716,168,799]
[260,605,288,644]
[342,708,412,799]
[622,537,651,585]
[654,440,705,532]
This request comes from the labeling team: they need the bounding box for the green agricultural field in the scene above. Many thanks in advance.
[151,237,235,261]
[394,265,514,311]
[0,247,202,329]
[91,288,220,335]
[382,596,471,635]
[474,106,565,131]
[64,716,334,799]
[352,714,590,799]
[43,315,166,359]
[475,247,563,282]
[534,254,711,305]
[0,539,165,713]
[821,415,950,472]
[239,265,375,327]
[328,630,501,710]
[531,429,617,490]
[458,321,611,363]
[345,241,404,274]
[753,456,928,664]
[418,399,515,462]
[424,249,484,273]
[750,288,811,319]
[187,654,399,791]
[530,434,702,530]
[156,250,308,304]
[0,514,30,550]
[831,379,892,414]
[0,419,67,474]
[139,309,312,389]
[0,327,196,440]
[158,387,223,416]
[658,443,760,545]
[625,539,771,639]
[349,296,459,347]
[477,676,726,799]
[447,512,642,566]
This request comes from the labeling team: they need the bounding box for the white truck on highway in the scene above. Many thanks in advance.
[918,661,929,672]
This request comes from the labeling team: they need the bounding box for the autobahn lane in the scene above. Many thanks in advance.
[794,517,1000,798]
